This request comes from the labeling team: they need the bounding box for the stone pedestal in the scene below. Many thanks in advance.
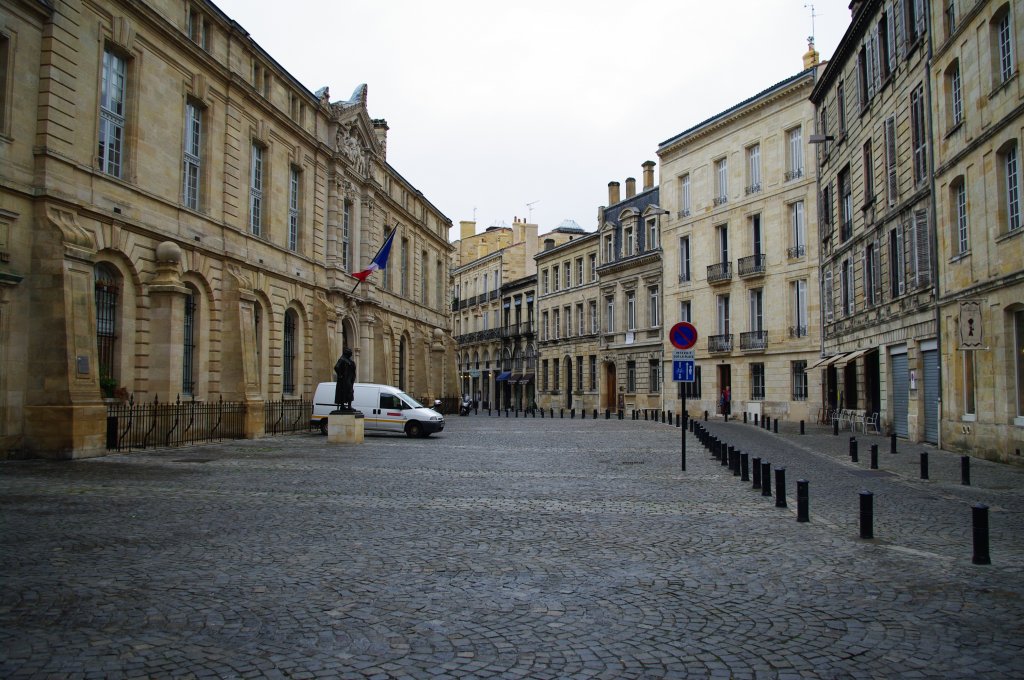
[327,412,364,444]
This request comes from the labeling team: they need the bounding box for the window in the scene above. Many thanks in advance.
[714,158,728,205]
[944,0,956,38]
[183,290,196,395]
[717,294,730,335]
[605,296,615,332]
[421,252,430,305]
[648,286,659,327]
[553,358,560,388]
[288,166,300,252]
[627,291,636,331]
[911,84,927,186]
[625,227,635,256]
[823,268,834,323]
[679,173,691,216]
[994,9,1015,85]
[905,0,923,48]
[947,60,963,129]
[679,235,691,281]
[787,127,803,180]
[750,363,765,400]
[837,80,847,133]
[910,210,931,287]
[187,5,208,49]
[249,144,264,236]
[647,218,659,250]
[590,355,597,390]
[680,300,692,323]
[576,356,584,392]
[283,310,297,395]
[542,269,549,294]
[627,361,636,393]
[401,237,410,296]
[563,261,571,289]
[717,224,729,263]
[865,241,880,306]
[683,365,702,399]
[589,253,597,281]
[576,304,585,337]
[95,264,119,383]
[749,289,763,332]
[889,227,905,297]
[863,140,875,205]
[342,201,352,270]
[790,201,806,257]
[963,350,976,416]
[858,46,870,110]
[841,258,853,316]
[820,183,833,230]
[542,311,549,340]
[878,12,892,81]
[791,280,808,337]
[954,179,969,255]
[750,214,763,259]
[183,102,202,210]
[541,360,549,391]
[552,265,560,291]
[1002,142,1021,232]
[98,48,127,177]
[840,166,853,242]
[884,116,898,205]
[553,309,560,339]
[746,144,761,194]
[649,360,660,393]
[576,258,584,286]
[0,34,9,133]
[1016,310,1024,418]
[563,305,571,338]
[605,234,615,263]
[792,361,808,401]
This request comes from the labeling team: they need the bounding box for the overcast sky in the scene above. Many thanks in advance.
[213,0,853,238]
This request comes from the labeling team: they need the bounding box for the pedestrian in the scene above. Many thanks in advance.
[721,386,731,417]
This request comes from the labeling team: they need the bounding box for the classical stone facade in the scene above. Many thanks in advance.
[811,0,939,442]
[659,64,823,424]
[930,0,1024,461]
[0,0,453,458]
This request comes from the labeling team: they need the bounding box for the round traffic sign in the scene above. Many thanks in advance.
[669,321,698,350]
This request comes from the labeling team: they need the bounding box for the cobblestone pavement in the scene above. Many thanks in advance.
[2,412,1023,679]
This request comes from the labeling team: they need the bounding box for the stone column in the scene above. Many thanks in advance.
[147,242,190,403]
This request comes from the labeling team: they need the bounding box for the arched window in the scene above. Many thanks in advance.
[94,264,120,384]
[283,309,297,395]
[183,287,197,395]
[398,337,407,391]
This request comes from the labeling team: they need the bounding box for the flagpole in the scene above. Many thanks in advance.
[350,225,396,293]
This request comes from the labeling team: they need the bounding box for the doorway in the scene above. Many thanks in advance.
[564,356,573,410]
[604,362,617,410]
[717,364,731,415]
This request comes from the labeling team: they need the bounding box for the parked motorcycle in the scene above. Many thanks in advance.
[459,396,472,416]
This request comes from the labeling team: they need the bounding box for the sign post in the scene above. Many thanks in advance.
[669,322,698,471]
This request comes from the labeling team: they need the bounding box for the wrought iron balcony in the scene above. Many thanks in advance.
[785,168,804,181]
[707,261,732,284]
[740,330,768,351]
[745,182,762,195]
[708,334,733,353]
[789,325,808,338]
[713,195,728,206]
[737,254,766,277]
[677,209,691,218]
[787,245,806,259]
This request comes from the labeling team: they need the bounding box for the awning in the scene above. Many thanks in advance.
[517,373,534,384]
[807,353,847,369]
[495,371,512,381]
[837,348,873,365]
[509,373,523,383]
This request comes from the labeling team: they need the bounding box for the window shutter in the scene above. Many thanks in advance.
[887,6,898,72]
[915,0,926,38]
[870,31,880,95]
[895,227,905,295]
[914,210,931,287]
[873,239,882,300]
[823,269,834,323]
[895,0,906,59]
[885,116,898,205]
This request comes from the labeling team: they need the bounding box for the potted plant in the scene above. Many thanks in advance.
[100,377,118,399]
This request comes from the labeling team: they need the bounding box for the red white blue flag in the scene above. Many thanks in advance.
[352,227,396,283]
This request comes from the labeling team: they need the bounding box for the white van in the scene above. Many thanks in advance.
[311,382,445,438]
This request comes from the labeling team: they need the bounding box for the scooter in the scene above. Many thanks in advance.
[459,397,472,416]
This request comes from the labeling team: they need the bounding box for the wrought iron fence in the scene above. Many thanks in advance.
[264,398,314,435]
[106,395,245,452]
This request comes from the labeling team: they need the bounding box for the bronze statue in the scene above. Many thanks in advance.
[333,348,356,412]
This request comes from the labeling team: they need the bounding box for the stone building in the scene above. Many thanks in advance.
[0,0,453,458]
[595,164,667,414]
[535,230,600,413]
[658,56,823,424]
[929,0,1023,461]
[810,0,939,442]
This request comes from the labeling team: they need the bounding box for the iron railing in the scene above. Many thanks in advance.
[264,398,314,435]
[787,245,806,259]
[738,254,766,276]
[106,394,245,452]
[740,330,768,351]
[708,334,733,353]
[789,325,808,338]
[707,262,732,283]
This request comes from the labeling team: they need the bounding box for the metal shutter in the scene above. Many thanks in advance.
[922,349,939,444]
[891,352,909,437]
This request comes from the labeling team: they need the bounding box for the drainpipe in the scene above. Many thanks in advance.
[924,20,942,451]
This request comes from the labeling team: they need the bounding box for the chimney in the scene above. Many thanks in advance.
[544,238,555,251]
[460,220,476,240]
[642,161,655,190]
[372,119,389,160]
[625,177,636,199]
[803,38,820,69]
[608,181,620,206]
[849,0,866,18]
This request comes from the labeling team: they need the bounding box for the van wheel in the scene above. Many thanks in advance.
[405,421,422,438]
[319,420,328,435]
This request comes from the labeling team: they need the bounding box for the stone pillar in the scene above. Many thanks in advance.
[147,242,190,403]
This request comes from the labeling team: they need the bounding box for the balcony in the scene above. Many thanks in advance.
[789,325,808,338]
[737,254,766,277]
[707,261,732,284]
[745,182,762,195]
[740,330,768,352]
[787,245,806,259]
[677,209,691,218]
[786,168,804,181]
[708,334,733,353]
[713,195,728,207]
[500,321,535,339]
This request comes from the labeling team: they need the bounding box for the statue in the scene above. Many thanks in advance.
[333,348,356,413]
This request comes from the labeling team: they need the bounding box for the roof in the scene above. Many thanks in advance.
[601,187,660,229]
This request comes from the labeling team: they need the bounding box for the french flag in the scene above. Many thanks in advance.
[352,227,396,283]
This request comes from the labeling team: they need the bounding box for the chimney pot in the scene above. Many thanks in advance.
[625,177,636,199]
[608,181,621,206]
[642,161,655,191]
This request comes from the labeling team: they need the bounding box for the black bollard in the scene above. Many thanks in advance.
[890,432,897,454]
[571,408,575,419]
[605,409,610,419]
[704,410,708,421]
[720,442,729,467]
[618,409,623,420]
[594,409,598,419]
[972,504,991,565]
[741,453,750,481]
[754,414,759,427]
[752,457,762,489]
[488,408,492,416]
[764,416,769,430]
[800,420,805,435]
[859,491,874,539]
[732,449,741,476]
[961,456,971,486]
[773,418,778,434]
[775,467,787,508]
[833,418,839,436]
[920,452,929,480]
[540,408,545,418]
[743,412,747,423]
[761,462,772,496]
[506,408,510,418]
[870,444,879,469]
[849,437,858,462]
[560,409,564,419]
[582,409,585,419]
[515,409,519,418]
[797,480,809,522]
[724,412,729,423]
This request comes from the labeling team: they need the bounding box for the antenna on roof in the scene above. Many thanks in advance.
[804,3,817,43]
[526,200,539,222]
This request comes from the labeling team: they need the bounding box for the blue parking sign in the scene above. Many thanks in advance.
[673,360,694,382]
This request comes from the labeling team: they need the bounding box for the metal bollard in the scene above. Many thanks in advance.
[764,416,769,430]
[752,457,762,489]
[972,504,991,565]
[571,408,575,419]
[594,409,598,420]
[506,408,510,418]
[560,409,564,419]
[582,409,585,419]
[705,410,708,421]
[515,409,519,418]
[775,467,787,508]
[890,432,897,454]
[850,437,858,462]
[859,491,874,539]
[605,409,610,419]
[761,462,772,496]
[800,420,805,435]
[833,419,839,436]
[754,414,759,427]
[721,442,729,467]
[741,453,750,481]
[920,452,929,480]
[488,408,492,416]
[618,409,623,420]
[773,418,778,434]
[743,412,747,423]
[540,408,545,418]
[962,456,971,486]
[797,480,809,522]
[730,447,739,475]
[870,444,878,469]
[724,412,728,423]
